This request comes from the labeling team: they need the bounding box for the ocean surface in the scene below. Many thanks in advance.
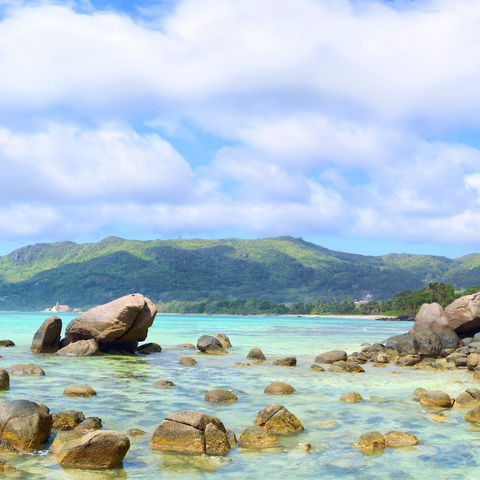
[1,312,480,479]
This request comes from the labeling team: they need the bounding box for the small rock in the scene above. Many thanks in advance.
[369,396,387,402]
[0,340,15,347]
[213,333,232,349]
[179,356,197,366]
[155,380,176,388]
[454,391,480,410]
[50,431,84,454]
[413,387,427,401]
[75,417,102,432]
[273,357,297,366]
[340,392,363,403]
[64,384,97,397]
[0,459,20,474]
[127,428,147,436]
[205,389,238,403]
[247,348,266,362]
[136,342,162,354]
[427,413,446,423]
[176,343,196,349]
[396,355,421,366]
[310,364,325,371]
[315,350,347,364]
[226,429,237,448]
[254,405,303,434]
[464,405,480,424]
[384,431,419,447]
[419,391,452,409]
[264,382,295,395]
[238,426,278,448]
[52,410,85,431]
[297,442,311,452]
[197,335,226,355]
[354,431,386,454]
[0,368,9,390]
[8,364,45,376]
[232,363,251,367]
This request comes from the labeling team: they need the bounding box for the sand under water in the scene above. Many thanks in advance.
[1,312,480,479]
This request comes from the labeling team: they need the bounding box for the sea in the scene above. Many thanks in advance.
[1,312,480,479]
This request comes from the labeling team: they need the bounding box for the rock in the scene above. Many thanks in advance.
[238,426,278,448]
[354,432,386,454]
[151,410,232,456]
[297,442,312,452]
[179,356,197,366]
[64,384,97,397]
[0,400,52,452]
[226,429,237,448]
[340,392,363,403]
[413,387,427,401]
[75,417,103,432]
[419,391,452,409]
[464,405,480,424]
[0,368,9,390]
[64,293,157,354]
[375,353,390,363]
[254,405,303,434]
[396,355,421,366]
[176,343,196,349]
[315,350,347,364]
[454,392,480,410]
[233,363,251,367]
[343,361,365,373]
[445,292,480,337]
[264,382,295,395]
[0,459,20,474]
[467,353,480,370]
[213,333,232,349]
[50,430,84,454]
[55,339,99,357]
[247,348,266,362]
[155,380,176,388]
[384,333,417,355]
[369,396,387,402]
[56,430,130,469]
[384,431,419,447]
[273,357,297,366]
[197,335,226,355]
[31,316,62,354]
[413,326,442,357]
[0,340,14,347]
[52,410,85,431]
[136,342,162,354]
[427,413,446,423]
[205,389,238,403]
[8,364,45,376]
[127,428,146,436]
[414,303,459,350]
[454,356,468,368]
[310,364,325,371]
[473,371,480,382]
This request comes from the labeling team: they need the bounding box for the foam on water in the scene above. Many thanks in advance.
[1,312,480,479]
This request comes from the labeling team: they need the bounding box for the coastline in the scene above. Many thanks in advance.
[156,312,396,319]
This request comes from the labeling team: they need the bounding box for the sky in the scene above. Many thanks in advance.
[0,0,479,258]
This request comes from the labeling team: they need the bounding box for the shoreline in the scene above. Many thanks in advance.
[156,313,396,320]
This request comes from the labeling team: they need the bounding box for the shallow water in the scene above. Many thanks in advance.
[1,312,480,479]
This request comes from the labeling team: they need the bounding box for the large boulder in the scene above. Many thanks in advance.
[446,292,480,337]
[384,333,417,355]
[0,400,52,452]
[197,335,226,355]
[413,326,442,357]
[414,303,459,350]
[55,339,99,357]
[254,405,303,434]
[151,410,232,455]
[31,316,62,354]
[64,294,157,353]
[56,430,130,469]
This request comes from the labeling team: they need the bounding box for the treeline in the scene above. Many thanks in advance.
[157,283,480,316]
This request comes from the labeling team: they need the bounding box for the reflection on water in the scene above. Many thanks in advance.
[1,313,480,479]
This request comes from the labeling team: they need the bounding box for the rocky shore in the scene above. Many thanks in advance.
[1,291,480,474]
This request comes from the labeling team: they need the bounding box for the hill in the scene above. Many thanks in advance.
[0,236,479,310]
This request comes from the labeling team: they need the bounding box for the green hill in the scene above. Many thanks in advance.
[0,236,479,310]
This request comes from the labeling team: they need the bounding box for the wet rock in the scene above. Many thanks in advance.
[343,362,365,373]
[75,417,103,432]
[197,335,226,355]
[396,355,421,366]
[264,382,296,395]
[0,400,52,452]
[419,390,452,409]
[56,430,130,469]
[254,405,303,434]
[213,333,232,349]
[50,430,84,454]
[468,353,480,371]
[233,362,251,367]
[151,410,232,455]
[55,339,99,357]
[453,391,480,410]
[445,292,480,337]
[238,426,278,448]
[52,410,85,431]
[8,364,45,376]
[155,380,176,388]
[340,392,363,403]
[136,342,162,354]
[0,340,14,347]
[384,431,419,447]
[31,316,62,354]
[354,431,386,454]
[127,428,146,436]
[315,350,347,364]
[64,384,97,397]
[384,333,417,355]
[205,389,238,403]
[413,387,427,401]
[454,356,468,368]
[297,442,312,452]
[464,405,480,424]
[375,353,390,363]
[65,293,157,354]
[273,357,297,366]
[247,348,266,362]
[427,413,446,423]
[176,343,196,349]
[226,429,237,448]
[0,368,9,390]
[179,356,197,366]
[310,364,325,372]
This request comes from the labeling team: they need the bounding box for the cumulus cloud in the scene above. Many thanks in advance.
[0,0,479,250]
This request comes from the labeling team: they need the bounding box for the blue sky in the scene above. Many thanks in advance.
[0,0,479,258]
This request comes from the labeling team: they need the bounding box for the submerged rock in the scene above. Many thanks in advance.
[273,357,297,366]
[340,392,363,403]
[0,400,52,452]
[205,389,238,403]
[354,431,386,454]
[254,405,303,434]
[56,430,130,469]
[384,431,419,447]
[238,426,278,448]
[31,316,62,354]
[155,380,176,388]
[179,356,197,366]
[64,384,97,397]
[8,364,45,376]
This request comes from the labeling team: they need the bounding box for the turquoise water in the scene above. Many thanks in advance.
[1,312,480,479]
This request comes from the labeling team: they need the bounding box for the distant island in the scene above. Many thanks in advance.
[0,235,479,311]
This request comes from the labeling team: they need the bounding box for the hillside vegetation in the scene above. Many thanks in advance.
[0,236,479,310]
